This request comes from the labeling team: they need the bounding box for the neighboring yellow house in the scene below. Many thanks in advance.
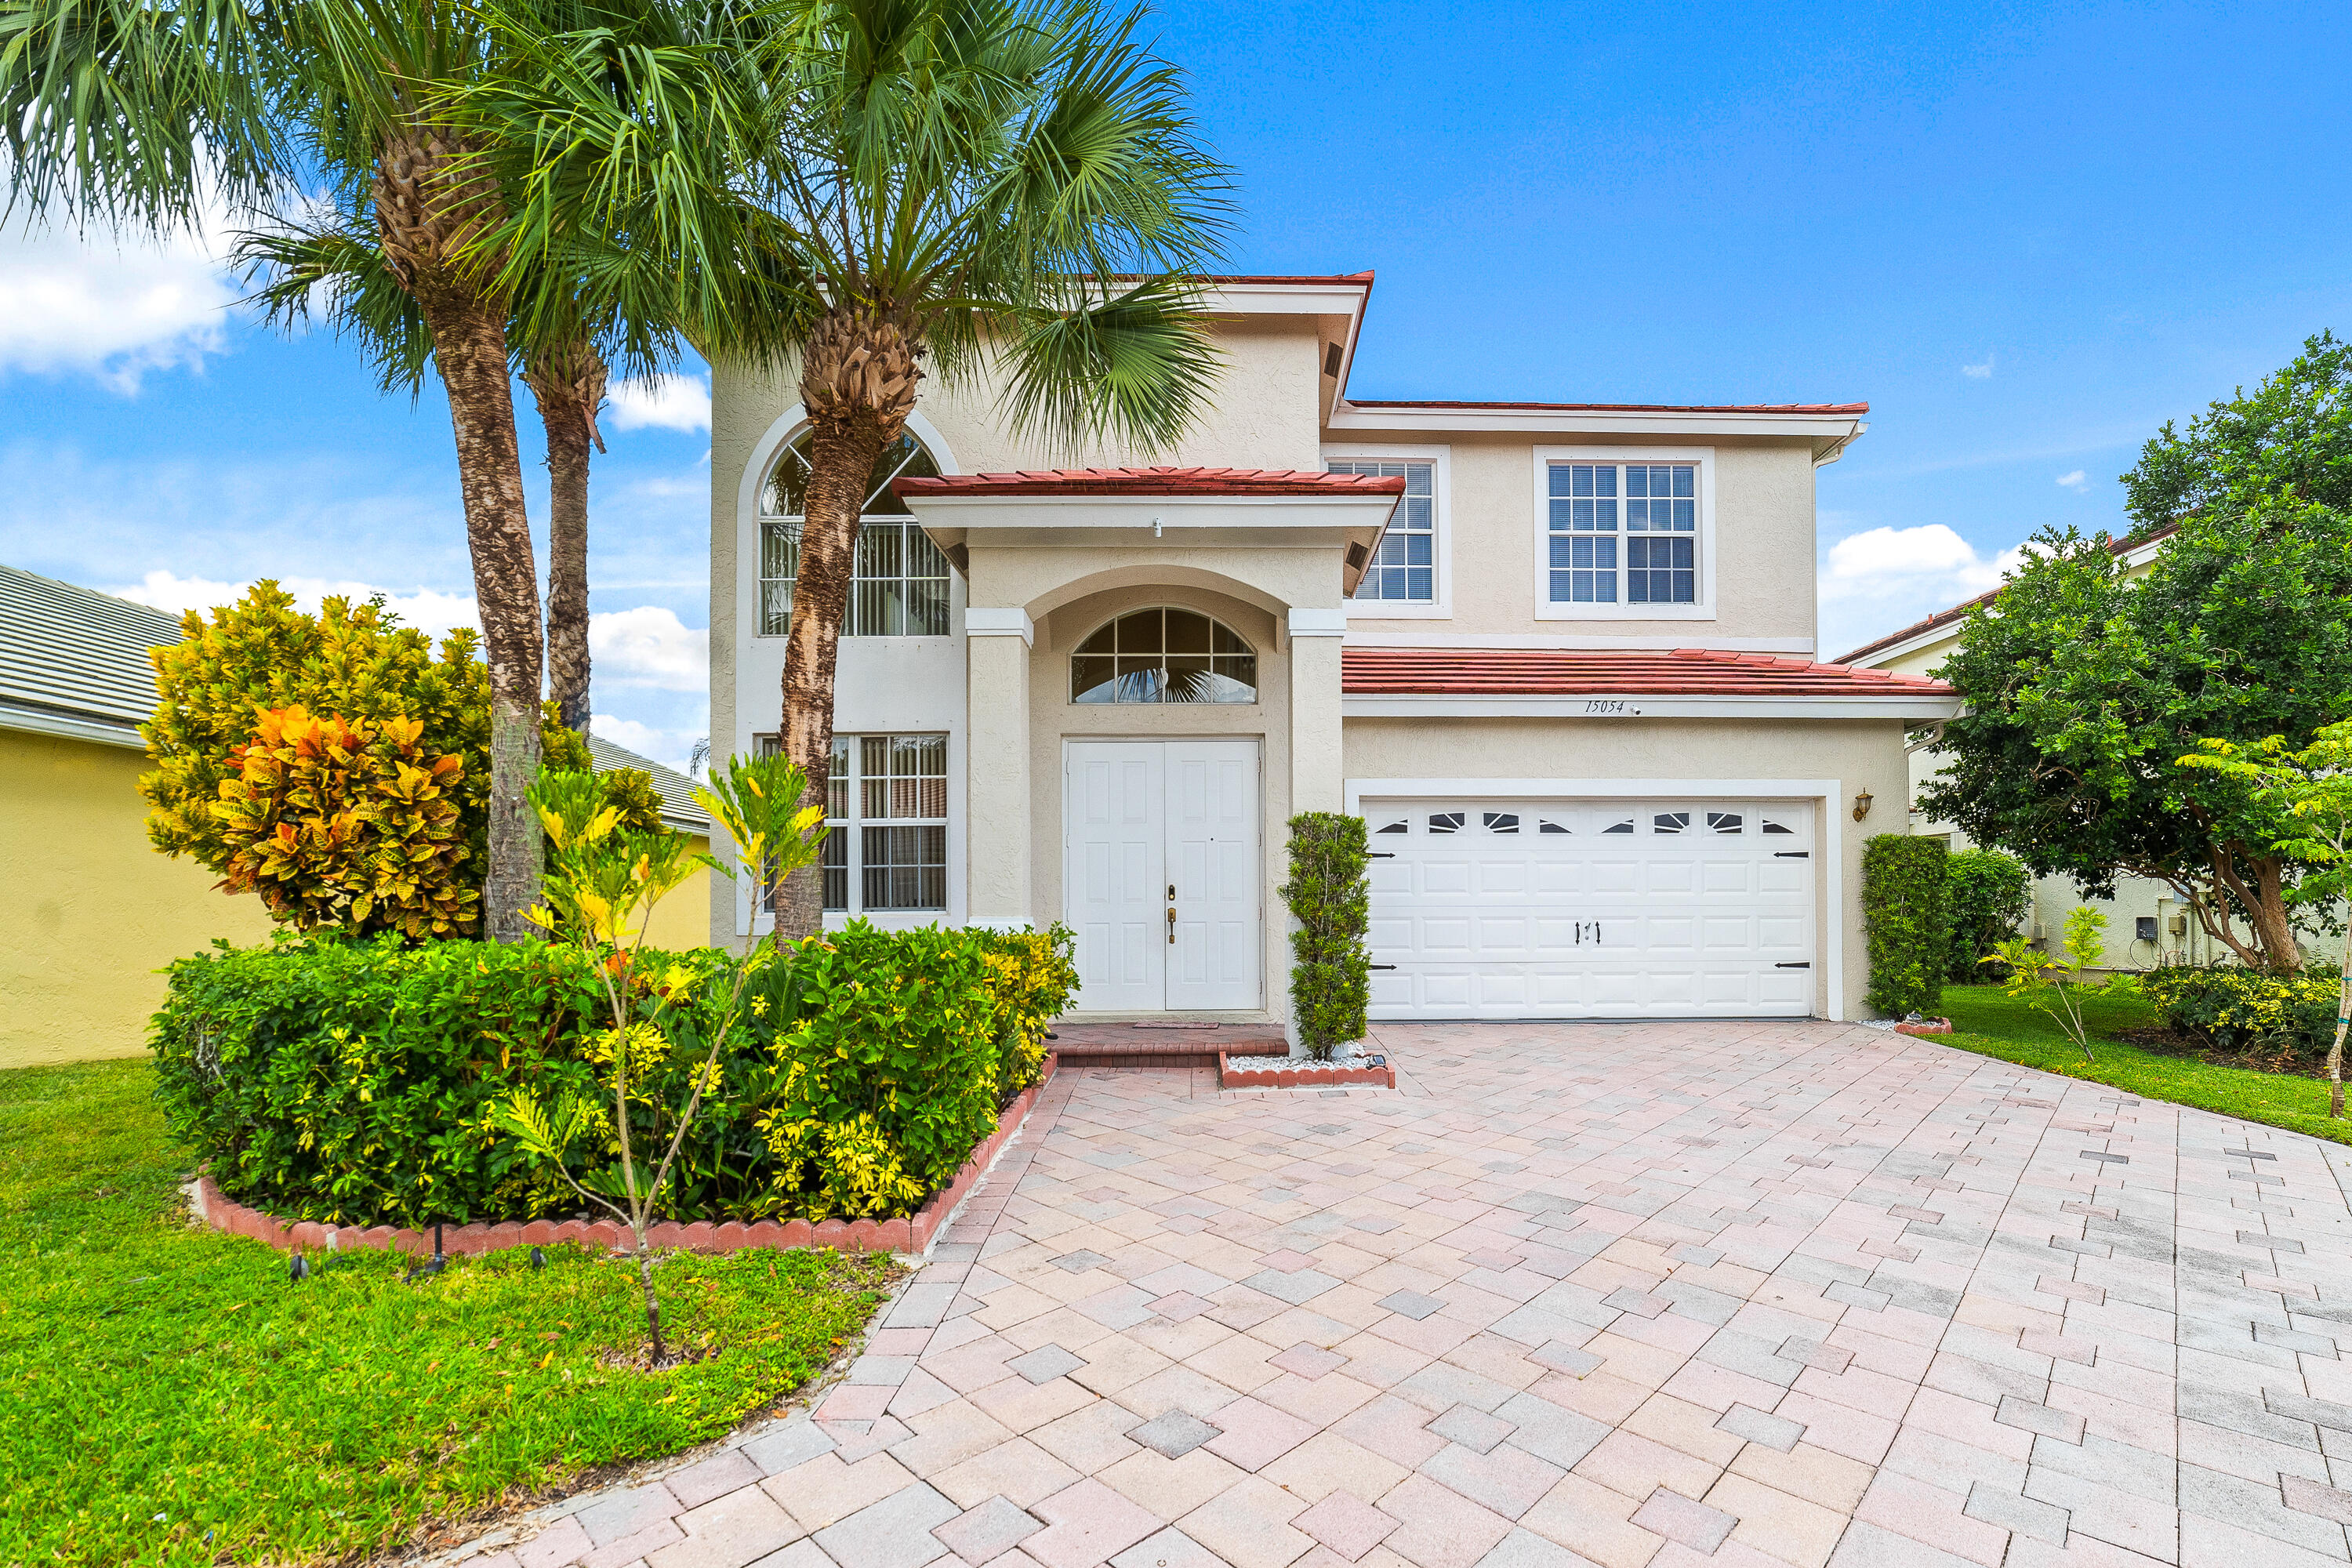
[1,564,711,1071]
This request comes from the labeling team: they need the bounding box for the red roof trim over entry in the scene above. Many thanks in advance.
[896,466,1407,499]
[1342,647,1955,697]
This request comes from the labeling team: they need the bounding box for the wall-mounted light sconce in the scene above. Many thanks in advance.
[1852,789,1874,822]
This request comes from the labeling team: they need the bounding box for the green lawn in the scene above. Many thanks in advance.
[0,1058,897,1568]
[1935,982,2352,1145]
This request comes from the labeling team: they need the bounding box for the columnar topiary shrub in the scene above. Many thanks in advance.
[1945,848,2032,982]
[1864,833,1950,1018]
[1280,812,1371,1060]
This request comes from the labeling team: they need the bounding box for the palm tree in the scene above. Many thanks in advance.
[238,201,672,735]
[1,0,553,938]
[468,0,1234,938]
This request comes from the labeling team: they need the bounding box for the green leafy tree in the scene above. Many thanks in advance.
[466,0,1236,936]
[1920,335,2352,974]
[1986,906,2115,1062]
[2181,720,2352,1116]
[499,753,823,1363]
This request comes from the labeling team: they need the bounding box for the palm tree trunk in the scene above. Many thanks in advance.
[376,131,544,942]
[528,343,607,735]
[775,307,921,940]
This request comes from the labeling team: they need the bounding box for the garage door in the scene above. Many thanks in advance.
[1363,797,1817,1019]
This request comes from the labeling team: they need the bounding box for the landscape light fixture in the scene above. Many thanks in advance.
[405,1222,448,1283]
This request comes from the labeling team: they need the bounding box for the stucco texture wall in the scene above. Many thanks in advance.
[2,728,274,1069]
[1341,717,1913,1020]
[1338,435,1822,644]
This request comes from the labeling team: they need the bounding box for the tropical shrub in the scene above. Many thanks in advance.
[978,924,1079,1096]
[210,706,477,937]
[1281,812,1371,1059]
[148,925,1073,1229]
[1945,848,2032,982]
[1986,906,2122,1062]
[2140,962,2340,1061]
[143,583,665,932]
[1864,834,1950,1017]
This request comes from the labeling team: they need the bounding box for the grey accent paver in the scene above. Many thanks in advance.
[1629,1487,1735,1554]
[1377,1289,1447,1320]
[1962,1481,2070,1544]
[1716,1403,1806,1452]
[1128,1410,1221,1459]
[811,1482,959,1568]
[1007,1345,1087,1385]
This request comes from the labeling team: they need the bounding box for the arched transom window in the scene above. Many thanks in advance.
[758,429,949,637]
[1071,608,1257,704]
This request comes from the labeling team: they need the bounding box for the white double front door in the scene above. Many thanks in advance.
[1065,740,1261,1012]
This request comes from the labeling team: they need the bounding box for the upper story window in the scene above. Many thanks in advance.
[1071,608,1257,704]
[1547,461,1697,605]
[758,430,949,637]
[1329,458,1436,603]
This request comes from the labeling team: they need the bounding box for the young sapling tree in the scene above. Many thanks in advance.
[499,754,823,1363]
[1984,906,2114,1062]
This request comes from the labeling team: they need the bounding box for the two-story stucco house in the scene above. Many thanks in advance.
[709,273,1960,1029]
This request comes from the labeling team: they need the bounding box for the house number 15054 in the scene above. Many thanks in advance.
[1584,699,1637,715]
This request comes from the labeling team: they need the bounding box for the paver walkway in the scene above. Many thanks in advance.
[442,1020,2352,1568]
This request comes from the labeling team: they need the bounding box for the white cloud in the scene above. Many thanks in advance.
[1962,353,1994,379]
[2056,469,2088,492]
[0,209,238,392]
[113,569,482,641]
[589,604,708,691]
[1819,524,2032,660]
[608,375,712,434]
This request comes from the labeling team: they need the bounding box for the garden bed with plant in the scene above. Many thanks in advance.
[0,1058,902,1568]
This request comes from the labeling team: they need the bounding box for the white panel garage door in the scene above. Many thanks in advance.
[1363,798,1817,1019]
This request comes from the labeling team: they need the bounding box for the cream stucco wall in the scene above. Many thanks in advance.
[1336,434,1822,645]
[2,728,274,1069]
[1341,717,1911,1020]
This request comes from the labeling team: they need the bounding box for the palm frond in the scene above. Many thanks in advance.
[996,272,1221,456]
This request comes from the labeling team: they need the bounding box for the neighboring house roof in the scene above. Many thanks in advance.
[586,733,711,833]
[896,466,1409,499]
[1831,524,2180,667]
[0,563,182,746]
[1341,646,1957,696]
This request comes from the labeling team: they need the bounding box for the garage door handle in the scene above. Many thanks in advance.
[1370,964,1398,971]
[1773,851,1809,858]
[1369,852,1396,859]
[1776,961,1811,969]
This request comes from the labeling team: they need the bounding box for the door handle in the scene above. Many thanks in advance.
[1167,906,1177,944]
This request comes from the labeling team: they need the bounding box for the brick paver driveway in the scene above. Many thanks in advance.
[451,1020,2352,1568]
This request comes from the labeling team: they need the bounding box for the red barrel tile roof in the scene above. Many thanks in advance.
[895,466,1408,499]
[1345,399,1869,415]
[1342,647,1956,696]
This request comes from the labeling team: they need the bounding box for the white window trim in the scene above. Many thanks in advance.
[1323,443,1451,621]
[1344,775,1842,1019]
[1531,445,1717,622]
[735,405,964,644]
[741,730,958,936]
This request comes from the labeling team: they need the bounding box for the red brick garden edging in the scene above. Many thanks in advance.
[191,1053,1058,1260]
[1217,1050,1396,1089]
[1893,1018,1955,1037]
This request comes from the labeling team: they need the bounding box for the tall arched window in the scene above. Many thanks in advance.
[1071,608,1258,704]
[758,430,949,637]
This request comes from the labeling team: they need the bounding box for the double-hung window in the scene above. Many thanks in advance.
[1542,456,1704,612]
[758,430,951,637]
[1327,453,1443,610]
[756,731,949,913]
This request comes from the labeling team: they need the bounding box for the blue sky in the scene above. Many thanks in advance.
[4,0,2348,768]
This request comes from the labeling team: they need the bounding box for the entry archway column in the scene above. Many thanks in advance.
[964,608,1033,927]
[1287,607,1347,815]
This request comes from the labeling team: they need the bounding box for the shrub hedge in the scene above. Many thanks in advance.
[1279,812,1371,1059]
[2141,962,2344,1062]
[151,923,1076,1227]
[1945,848,2032,982]
[1864,833,1949,1017]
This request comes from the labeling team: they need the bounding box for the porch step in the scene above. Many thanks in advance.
[1049,1022,1285,1070]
